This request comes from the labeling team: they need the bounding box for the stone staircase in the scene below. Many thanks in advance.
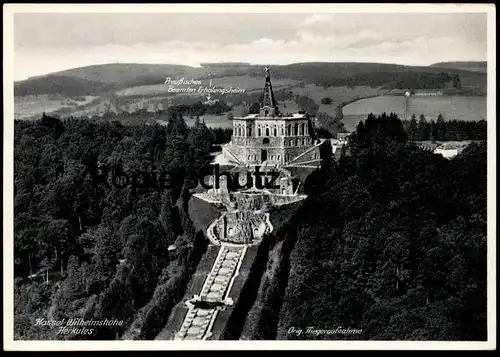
[286,142,322,166]
[174,245,246,340]
[222,144,243,165]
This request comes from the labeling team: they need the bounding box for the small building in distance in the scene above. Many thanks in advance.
[386,88,444,96]
[336,132,350,145]
[415,141,471,159]
[203,94,220,105]
[413,89,444,97]
[328,132,351,160]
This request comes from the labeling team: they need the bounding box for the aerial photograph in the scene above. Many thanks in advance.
[5,4,494,350]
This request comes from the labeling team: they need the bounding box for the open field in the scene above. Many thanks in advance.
[342,95,487,132]
[291,84,385,107]
[157,114,233,129]
[344,95,486,121]
[13,64,487,134]
[13,61,487,123]
[290,84,386,118]
[278,99,300,113]
[188,196,224,233]
[14,95,98,119]
[14,74,298,120]
[430,61,487,74]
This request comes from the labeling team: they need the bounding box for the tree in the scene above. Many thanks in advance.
[274,114,486,341]
[417,114,429,141]
[91,225,120,288]
[14,114,227,340]
[159,190,178,242]
[408,114,418,141]
[321,97,333,105]
[51,255,86,319]
[437,114,446,140]
[429,120,437,142]
[248,102,261,114]
[452,74,462,89]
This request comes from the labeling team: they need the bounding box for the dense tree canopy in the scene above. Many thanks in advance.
[13,110,487,341]
[274,113,487,340]
[14,110,217,340]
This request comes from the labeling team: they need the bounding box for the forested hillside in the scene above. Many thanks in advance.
[403,114,487,141]
[431,61,487,73]
[14,62,487,98]
[247,63,486,93]
[270,113,487,340]
[13,111,228,340]
[14,75,116,97]
[13,111,487,341]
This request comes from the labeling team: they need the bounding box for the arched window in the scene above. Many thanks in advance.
[264,109,269,116]
[263,138,270,144]
[294,123,299,136]
[296,139,299,146]
[248,126,252,136]
[301,123,305,135]
[281,127,284,135]
[258,128,261,137]
[277,155,281,160]
[302,138,305,146]
[290,139,293,146]
[266,127,270,136]
[248,155,252,160]
[271,155,275,160]
[287,125,291,136]
[273,127,277,136]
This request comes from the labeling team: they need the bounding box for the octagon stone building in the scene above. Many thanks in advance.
[221,67,322,168]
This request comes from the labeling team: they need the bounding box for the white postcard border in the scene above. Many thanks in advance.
[3,3,496,351]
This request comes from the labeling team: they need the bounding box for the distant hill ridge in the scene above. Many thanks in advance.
[15,61,487,97]
[14,75,115,97]
[38,63,197,84]
[430,61,487,73]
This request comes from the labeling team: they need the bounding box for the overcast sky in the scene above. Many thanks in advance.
[13,12,487,80]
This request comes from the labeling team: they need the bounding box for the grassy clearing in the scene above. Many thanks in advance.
[188,196,223,233]
[14,95,98,119]
[290,84,384,107]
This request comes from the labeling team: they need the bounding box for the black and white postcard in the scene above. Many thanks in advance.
[3,3,496,351]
